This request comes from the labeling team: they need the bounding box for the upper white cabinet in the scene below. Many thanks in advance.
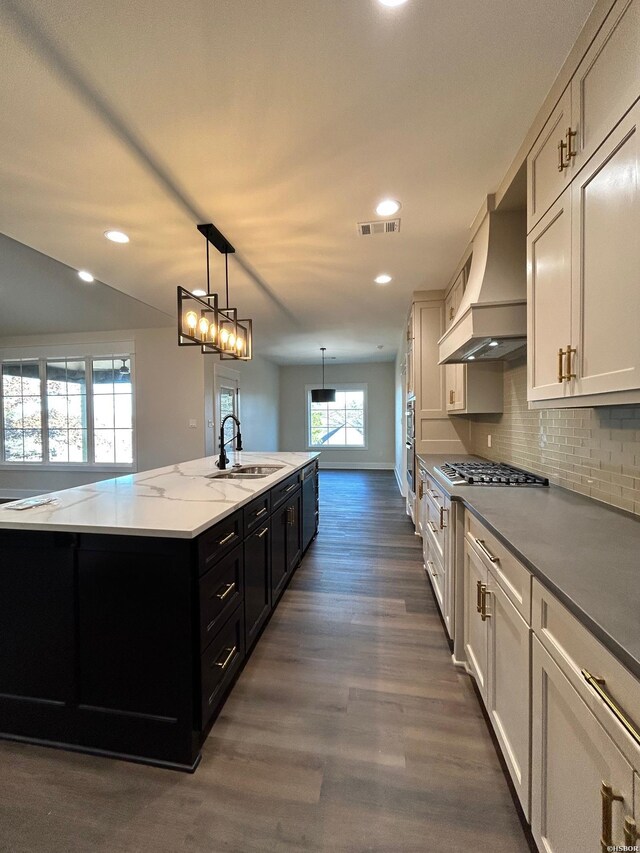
[527,0,640,406]
[527,0,640,233]
[446,362,503,414]
[406,305,415,400]
[444,269,465,329]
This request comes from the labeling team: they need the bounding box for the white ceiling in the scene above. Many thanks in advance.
[0,0,596,364]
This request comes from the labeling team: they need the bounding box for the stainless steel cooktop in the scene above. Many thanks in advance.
[437,461,549,486]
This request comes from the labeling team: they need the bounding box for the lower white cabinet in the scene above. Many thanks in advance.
[463,537,531,815]
[531,636,634,853]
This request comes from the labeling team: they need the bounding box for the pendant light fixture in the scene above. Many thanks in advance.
[311,347,336,403]
[177,223,253,361]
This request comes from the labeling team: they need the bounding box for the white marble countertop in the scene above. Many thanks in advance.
[0,452,320,539]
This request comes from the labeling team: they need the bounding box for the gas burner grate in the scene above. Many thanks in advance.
[438,461,548,486]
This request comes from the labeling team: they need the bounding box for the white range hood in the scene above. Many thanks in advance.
[438,208,526,364]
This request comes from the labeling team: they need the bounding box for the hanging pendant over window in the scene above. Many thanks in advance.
[311,347,336,403]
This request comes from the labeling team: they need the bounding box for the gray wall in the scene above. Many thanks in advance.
[237,356,280,452]
[278,362,395,469]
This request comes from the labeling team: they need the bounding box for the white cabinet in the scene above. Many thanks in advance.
[446,362,504,414]
[422,472,453,639]
[531,637,634,853]
[463,540,489,700]
[527,189,573,403]
[570,0,640,175]
[406,305,414,401]
[528,87,573,230]
[528,100,640,405]
[444,269,465,329]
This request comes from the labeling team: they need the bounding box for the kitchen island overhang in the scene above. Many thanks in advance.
[0,452,320,771]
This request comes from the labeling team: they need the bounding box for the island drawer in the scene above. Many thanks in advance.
[200,603,245,728]
[198,509,243,575]
[270,472,300,510]
[243,492,271,536]
[200,544,244,652]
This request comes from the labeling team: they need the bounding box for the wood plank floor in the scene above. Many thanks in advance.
[0,470,530,853]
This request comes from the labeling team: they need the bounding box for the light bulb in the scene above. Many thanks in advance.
[192,289,206,297]
[210,323,217,341]
[104,230,129,243]
[198,316,210,337]
[236,338,244,353]
[228,332,236,349]
[185,311,198,330]
[220,328,229,346]
[375,199,401,217]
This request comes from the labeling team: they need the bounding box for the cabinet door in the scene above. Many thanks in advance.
[244,522,271,649]
[301,468,317,552]
[406,306,415,399]
[463,541,488,700]
[531,637,633,853]
[570,102,640,396]
[571,0,640,174]
[528,87,573,230]
[527,189,573,402]
[271,503,288,600]
[445,364,465,412]
[486,578,531,818]
[445,270,465,328]
[286,491,302,574]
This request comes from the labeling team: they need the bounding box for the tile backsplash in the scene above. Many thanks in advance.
[465,357,640,516]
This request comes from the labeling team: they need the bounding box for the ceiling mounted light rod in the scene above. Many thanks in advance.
[311,347,336,403]
[177,223,252,361]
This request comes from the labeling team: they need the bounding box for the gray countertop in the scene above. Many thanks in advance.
[417,454,640,680]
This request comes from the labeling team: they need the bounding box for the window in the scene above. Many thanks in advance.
[307,385,366,449]
[0,354,134,467]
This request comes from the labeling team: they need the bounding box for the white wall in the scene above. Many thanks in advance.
[237,355,280,451]
[394,341,407,495]
[0,327,205,496]
[278,362,395,469]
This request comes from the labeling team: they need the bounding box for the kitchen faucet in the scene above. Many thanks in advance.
[216,414,243,470]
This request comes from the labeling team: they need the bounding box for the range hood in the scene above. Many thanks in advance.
[438,208,526,364]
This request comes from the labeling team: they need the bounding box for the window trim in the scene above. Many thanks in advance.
[305,383,368,451]
[0,350,137,472]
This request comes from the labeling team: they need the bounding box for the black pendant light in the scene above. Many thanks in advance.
[311,347,336,403]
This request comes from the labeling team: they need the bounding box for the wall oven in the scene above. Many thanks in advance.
[406,399,415,494]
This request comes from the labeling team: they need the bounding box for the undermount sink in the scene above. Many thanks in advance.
[206,465,284,480]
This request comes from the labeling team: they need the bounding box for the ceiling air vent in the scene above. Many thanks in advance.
[357,218,401,236]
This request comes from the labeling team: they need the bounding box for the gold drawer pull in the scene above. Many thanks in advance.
[476,579,483,613]
[474,538,499,563]
[257,526,269,538]
[216,581,236,601]
[429,489,439,498]
[449,389,455,405]
[439,506,447,529]
[582,670,640,746]
[558,347,566,383]
[428,520,438,534]
[254,507,267,518]
[624,816,639,846]
[418,480,424,500]
[565,126,577,161]
[218,531,236,546]
[426,560,438,578]
[480,585,491,621]
[566,344,576,380]
[557,137,567,171]
[601,781,624,850]
[214,645,237,671]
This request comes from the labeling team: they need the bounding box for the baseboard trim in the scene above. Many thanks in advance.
[0,488,44,500]
[394,466,405,496]
[317,462,394,470]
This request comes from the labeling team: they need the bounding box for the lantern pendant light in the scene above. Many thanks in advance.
[177,223,253,360]
[311,347,336,403]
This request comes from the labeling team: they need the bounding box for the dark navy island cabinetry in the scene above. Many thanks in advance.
[0,458,319,772]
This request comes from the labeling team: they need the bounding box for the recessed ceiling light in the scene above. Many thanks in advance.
[104,230,129,243]
[489,341,499,347]
[375,274,392,285]
[468,355,476,360]
[375,199,401,217]
[77,270,94,282]
[192,289,206,297]
[379,0,408,6]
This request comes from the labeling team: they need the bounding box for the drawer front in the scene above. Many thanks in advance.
[270,472,301,510]
[465,513,531,624]
[424,491,447,564]
[200,544,243,651]
[243,492,270,536]
[424,473,446,508]
[198,510,242,576]
[200,604,245,728]
[301,460,318,480]
[532,580,640,767]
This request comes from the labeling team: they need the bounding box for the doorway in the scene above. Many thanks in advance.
[211,365,240,458]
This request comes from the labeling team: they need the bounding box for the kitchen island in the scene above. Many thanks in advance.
[0,452,320,771]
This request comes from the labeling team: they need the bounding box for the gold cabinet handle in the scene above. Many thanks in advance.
[476,579,483,613]
[257,526,269,538]
[439,506,448,529]
[216,581,236,601]
[582,670,640,746]
[565,126,577,161]
[474,537,499,564]
[558,137,567,172]
[428,520,438,534]
[449,389,454,405]
[624,816,639,846]
[480,585,491,621]
[449,306,454,320]
[214,645,237,671]
[418,480,424,500]
[558,347,566,382]
[601,782,624,850]
[426,560,438,578]
[566,345,576,380]
[218,531,237,546]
